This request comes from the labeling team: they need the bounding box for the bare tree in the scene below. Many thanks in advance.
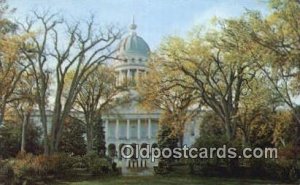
[73,66,128,153]
[19,11,121,155]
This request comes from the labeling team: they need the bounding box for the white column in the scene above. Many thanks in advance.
[137,119,141,139]
[105,119,109,141]
[148,118,151,139]
[126,119,130,139]
[115,119,119,139]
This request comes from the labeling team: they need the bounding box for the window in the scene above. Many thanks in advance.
[119,121,127,139]
[108,122,116,139]
[141,119,148,139]
[130,120,138,139]
[151,120,158,137]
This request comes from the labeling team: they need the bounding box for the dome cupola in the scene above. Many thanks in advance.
[114,19,150,87]
[117,19,150,59]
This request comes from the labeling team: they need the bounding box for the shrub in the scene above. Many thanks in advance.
[246,157,298,182]
[83,152,98,166]
[31,153,75,176]
[11,153,35,181]
[4,153,77,184]
[191,135,231,167]
[83,152,113,175]
[274,160,297,182]
[154,160,171,175]
[0,160,14,185]
[52,153,75,174]
[89,158,112,175]
[71,155,86,169]
[1,153,116,184]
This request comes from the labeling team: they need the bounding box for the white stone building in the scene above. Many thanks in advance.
[102,21,200,174]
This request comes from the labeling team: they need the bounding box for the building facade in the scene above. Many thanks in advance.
[102,21,200,174]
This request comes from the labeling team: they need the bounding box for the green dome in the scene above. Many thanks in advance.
[118,23,150,58]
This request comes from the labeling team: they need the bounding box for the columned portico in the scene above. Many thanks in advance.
[106,118,157,143]
[105,116,159,169]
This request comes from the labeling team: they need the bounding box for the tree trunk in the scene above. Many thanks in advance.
[84,110,95,153]
[39,107,49,156]
[224,118,233,142]
[86,123,94,153]
[53,115,68,153]
[53,92,77,153]
[224,115,237,143]
[21,112,31,153]
[241,127,250,147]
[0,102,6,126]
[21,115,27,153]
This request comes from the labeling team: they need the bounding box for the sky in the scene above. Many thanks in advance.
[8,0,269,50]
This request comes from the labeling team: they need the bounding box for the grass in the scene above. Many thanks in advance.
[54,175,285,185]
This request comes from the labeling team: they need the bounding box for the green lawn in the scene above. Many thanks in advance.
[55,176,284,185]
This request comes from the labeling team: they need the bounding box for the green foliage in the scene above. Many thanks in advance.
[87,158,112,175]
[199,111,224,139]
[190,113,244,175]
[93,117,106,157]
[154,160,171,175]
[0,123,20,158]
[59,116,86,155]
[83,152,112,175]
[249,158,298,182]
[155,124,179,174]
[0,121,42,158]
[157,124,178,166]
[157,124,178,150]
[191,135,229,167]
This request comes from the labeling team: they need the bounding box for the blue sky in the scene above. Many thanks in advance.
[8,0,269,50]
